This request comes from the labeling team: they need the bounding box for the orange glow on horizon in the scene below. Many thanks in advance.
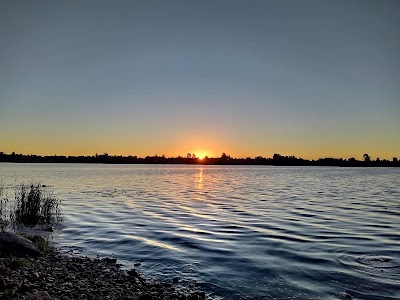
[198,156,204,160]
[1,134,399,161]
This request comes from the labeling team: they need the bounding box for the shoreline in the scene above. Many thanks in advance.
[1,153,398,168]
[0,233,209,300]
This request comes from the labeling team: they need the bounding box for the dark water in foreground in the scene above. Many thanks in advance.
[1,164,399,299]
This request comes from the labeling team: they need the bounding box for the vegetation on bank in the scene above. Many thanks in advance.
[0,182,62,229]
[0,151,399,167]
[0,182,6,229]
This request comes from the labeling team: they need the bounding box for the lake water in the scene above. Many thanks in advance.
[1,163,399,299]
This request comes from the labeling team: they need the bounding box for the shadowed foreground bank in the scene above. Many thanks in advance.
[0,233,208,300]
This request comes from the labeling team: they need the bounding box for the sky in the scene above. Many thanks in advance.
[0,0,399,160]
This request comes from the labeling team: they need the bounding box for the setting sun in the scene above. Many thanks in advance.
[198,156,204,160]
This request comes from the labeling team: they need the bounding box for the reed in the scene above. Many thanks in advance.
[0,182,7,229]
[10,183,62,227]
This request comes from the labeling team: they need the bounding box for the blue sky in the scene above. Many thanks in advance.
[0,0,399,159]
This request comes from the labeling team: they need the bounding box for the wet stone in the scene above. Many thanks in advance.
[0,236,211,300]
[138,294,153,300]
[173,277,179,283]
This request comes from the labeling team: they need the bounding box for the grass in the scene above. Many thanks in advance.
[25,234,52,253]
[0,182,62,228]
[0,181,8,229]
[15,257,35,267]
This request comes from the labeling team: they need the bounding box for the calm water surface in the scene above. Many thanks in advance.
[1,164,399,299]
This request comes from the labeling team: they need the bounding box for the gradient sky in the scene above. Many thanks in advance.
[0,0,399,160]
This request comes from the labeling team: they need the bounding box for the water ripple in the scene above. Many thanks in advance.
[1,164,399,299]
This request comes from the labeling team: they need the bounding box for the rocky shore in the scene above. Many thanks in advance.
[0,232,208,300]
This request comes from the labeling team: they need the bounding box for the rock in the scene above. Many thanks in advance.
[0,232,43,257]
[0,242,208,300]
[102,257,117,264]
[188,294,199,300]
[25,235,52,254]
[138,294,153,300]
[0,265,11,275]
[127,268,139,277]
[25,290,52,300]
[44,226,54,232]
[341,291,355,300]
[190,292,206,300]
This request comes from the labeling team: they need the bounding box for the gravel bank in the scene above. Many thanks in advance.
[0,240,209,300]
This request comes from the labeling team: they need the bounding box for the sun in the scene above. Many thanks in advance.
[198,156,204,160]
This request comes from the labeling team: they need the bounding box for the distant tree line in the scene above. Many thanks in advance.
[0,151,398,167]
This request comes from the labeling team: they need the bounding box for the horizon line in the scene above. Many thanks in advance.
[1,151,398,162]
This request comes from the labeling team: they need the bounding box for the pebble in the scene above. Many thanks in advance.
[0,246,210,300]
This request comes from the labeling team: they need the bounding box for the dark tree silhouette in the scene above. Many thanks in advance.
[221,153,230,160]
[363,154,371,162]
[0,151,398,167]
[273,153,282,160]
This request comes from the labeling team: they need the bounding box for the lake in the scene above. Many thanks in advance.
[0,163,399,299]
